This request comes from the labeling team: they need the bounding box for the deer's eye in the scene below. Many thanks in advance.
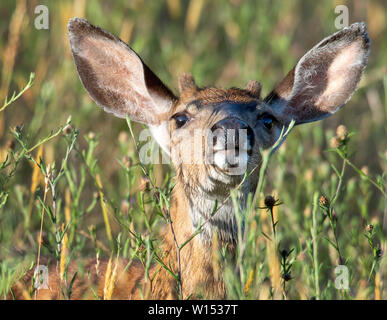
[173,113,190,128]
[258,113,276,130]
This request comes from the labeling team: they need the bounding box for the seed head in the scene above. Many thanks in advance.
[330,137,340,149]
[281,272,292,281]
[336,125,348,140]
[366,224,373,233]
[88,131,96,140]
[280,249,289,258]
[264,195,276,208]
[63,124,73,135]
[319,195,330,208]
[361,166,369,176]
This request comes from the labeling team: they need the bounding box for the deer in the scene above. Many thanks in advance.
[10,18,369,300]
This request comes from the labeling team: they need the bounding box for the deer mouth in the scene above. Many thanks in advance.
[212,144,252,174]
[210,123,254,175]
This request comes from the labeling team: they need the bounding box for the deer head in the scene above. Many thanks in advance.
[68,18,369,244]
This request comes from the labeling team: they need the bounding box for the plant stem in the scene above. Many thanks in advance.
[336,149,386,198]
[311,192,320,299]
[0,72,34,112]
[126,117,183,299]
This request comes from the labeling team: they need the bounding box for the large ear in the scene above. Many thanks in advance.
[67,18,176,126]
[264,22,370,125]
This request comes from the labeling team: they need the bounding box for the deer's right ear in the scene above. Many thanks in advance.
[264,22,370,125]
[67,18,176,126]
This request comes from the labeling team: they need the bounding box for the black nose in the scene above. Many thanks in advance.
[211,118,254,151]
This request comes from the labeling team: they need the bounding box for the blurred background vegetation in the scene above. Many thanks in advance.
[0,0,386,299]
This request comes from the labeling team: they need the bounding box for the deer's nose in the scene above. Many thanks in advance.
[211,118,254,151]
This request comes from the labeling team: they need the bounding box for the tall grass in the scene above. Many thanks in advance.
[0,0,386,299]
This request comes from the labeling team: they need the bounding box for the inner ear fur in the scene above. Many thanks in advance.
[265,22,370,124]
[67,17,176,125]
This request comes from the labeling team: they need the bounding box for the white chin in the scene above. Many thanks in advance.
[213,150,249,176]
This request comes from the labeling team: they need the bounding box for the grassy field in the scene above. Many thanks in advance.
[0,0,386,300]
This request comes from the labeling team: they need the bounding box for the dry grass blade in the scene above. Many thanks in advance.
[96,174,113,244]
[27,145,44,226]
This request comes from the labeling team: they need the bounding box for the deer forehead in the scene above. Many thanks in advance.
[178,87,261,106]
[170,87,268,122]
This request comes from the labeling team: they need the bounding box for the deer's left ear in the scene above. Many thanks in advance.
[265,22,370,125]
[67,17,176,126]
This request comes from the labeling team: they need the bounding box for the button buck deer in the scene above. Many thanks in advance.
[11,18,369,299]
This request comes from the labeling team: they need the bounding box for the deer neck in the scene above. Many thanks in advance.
[174,179,252,245]
[151,177,254,299]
